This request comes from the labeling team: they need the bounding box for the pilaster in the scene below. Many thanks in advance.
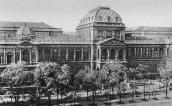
[13,49,15,63]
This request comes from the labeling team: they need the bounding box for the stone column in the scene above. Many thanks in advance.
[107,49,110,60]
[152,48,154,57]
[104,30,106,38]
[123,48,126,60]
[128,48,130,57]
[66,48,69,60]
[50,48,53,60]
[120,30,122,40]
[99,47,102,61]
[3,48,6,64]
[29,49,32,63]
[90,45,94,70]
[164,48,167,57]
[36,48,38,63]
[88,49,91,60]
[157,48,160,57]
[19,49,22,62]
[13,49,15,63]
[115,49,119,60]
[81,48,83,60]
[140,48,142,58]
[43,48,45,60]
[58,49,61,60]
[134,47,136,57]
[74,48,76,60]
[146,48,149,58]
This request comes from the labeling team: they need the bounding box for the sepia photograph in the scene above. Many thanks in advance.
[0,0,172,106]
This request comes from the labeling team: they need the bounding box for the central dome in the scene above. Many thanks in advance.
[78,6,123,26]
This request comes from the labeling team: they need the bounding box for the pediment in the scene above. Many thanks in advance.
[98,38,125,46]
[18,41,34,46]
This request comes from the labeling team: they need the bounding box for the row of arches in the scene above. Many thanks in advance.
[0,49,37,64]
[128,47,165,58]
[39,48,90,61]
[98,48,125,60]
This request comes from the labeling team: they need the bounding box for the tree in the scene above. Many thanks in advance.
[75,65,98,105]
[136,64,149,100]
[157,58,172,98]
[128,64,149,101]
[34,62,71,106]
[1,61,33,106]
[34,62,62,106]
[98,60,127,103]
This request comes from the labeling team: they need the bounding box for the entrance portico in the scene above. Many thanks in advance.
[16,42,38,64]
[96,37,126,70]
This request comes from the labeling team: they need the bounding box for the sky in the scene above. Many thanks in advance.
[0,0,172,31]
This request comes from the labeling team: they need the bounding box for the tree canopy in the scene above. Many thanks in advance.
[1,61,33,87]
[98,60,127,87]
[157,58,172,79]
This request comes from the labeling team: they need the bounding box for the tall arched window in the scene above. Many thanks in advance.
[118,49,123,60]
[68,49,74,60]
[44,48,51,60]
[142,48,146,58]
[159,48,164,57]
[136,48,141,58]
[60,49,66,60]
[110,49,115,59]
[148,48,152,58]
[76,49,81,60]
[130,47,135,57]
[22,50,29,62]
[154,48,159,57]
[83,49,89,60]
[102,49,107,60]
[52,49,58,61]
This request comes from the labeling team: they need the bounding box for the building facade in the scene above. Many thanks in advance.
[0,7,171,73]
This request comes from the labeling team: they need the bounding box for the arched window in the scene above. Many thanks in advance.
[154,48,159,57]
[60,49,66,60]
[68,49,74,60]
[83,49,89,60]
[44,48,51,60]
[142,48,146,58]
[15,50,20,63]
[31,49,36,62]
[118,49,123,60]
[22,50,29,63]
[76,49,81,60]
[52,49,58,61]
[159,48,164,57]
[148,48,152,58]
[106,31,112,38]
[102,49,107,60]
[130,47,135,57]
[136,48,141,58]
[110,49,115,59]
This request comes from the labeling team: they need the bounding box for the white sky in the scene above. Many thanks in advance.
[0,0,172,31]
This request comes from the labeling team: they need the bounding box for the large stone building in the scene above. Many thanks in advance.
[0,6,171,74]
[125,26,172,71]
